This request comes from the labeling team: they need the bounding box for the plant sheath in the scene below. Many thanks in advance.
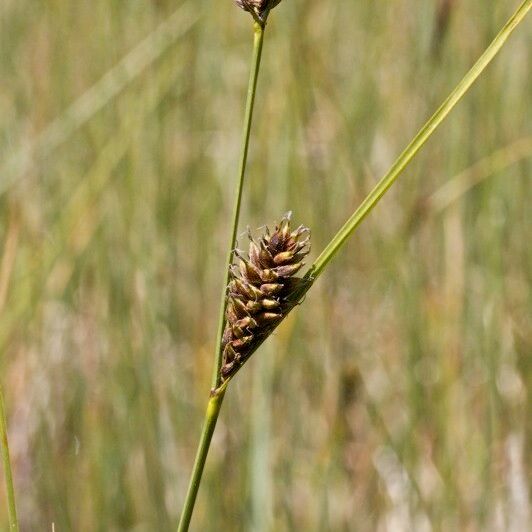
[0,386,19,532]
[177,390,225,532]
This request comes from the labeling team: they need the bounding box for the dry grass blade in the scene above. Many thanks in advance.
[427,135,532,213]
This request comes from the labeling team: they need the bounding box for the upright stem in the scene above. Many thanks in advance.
[211,21,266,390]
[177,390,225,532]
[0,386,19,532]
[178,21,266,532]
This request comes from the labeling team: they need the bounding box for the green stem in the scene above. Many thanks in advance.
[211,21,266,390]
[178,20,267,532]
[177,390,225,532]
[0,386,19,532]
[308,0,531,279]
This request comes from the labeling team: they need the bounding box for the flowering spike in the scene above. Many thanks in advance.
[235,0,283,23]
[220,213,311,380]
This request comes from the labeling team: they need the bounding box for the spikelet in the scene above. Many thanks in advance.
[220,213,310,381]
[235,0,283,22]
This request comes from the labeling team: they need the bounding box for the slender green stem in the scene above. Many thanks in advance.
[211,21,266,390]
[178,20,267,532]
[0,386,19,532]
[177,390,225,532]
[307,0,531,279]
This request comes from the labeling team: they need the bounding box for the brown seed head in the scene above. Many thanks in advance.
[234,0,283,22]
[220,212,310,381]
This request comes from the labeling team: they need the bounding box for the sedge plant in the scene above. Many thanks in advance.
[177,0,532,529]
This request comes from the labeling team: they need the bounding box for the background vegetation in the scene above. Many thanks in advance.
[0,0,530,530]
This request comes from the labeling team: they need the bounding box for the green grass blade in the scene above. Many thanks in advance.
[309,0,531,278]
[0,387,19,532]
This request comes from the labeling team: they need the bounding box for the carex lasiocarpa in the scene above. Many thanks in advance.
[220,213,310,381]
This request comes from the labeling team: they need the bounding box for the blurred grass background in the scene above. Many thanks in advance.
[0,0,531,530]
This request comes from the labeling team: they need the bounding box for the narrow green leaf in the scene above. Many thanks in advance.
[309,0,531,279]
